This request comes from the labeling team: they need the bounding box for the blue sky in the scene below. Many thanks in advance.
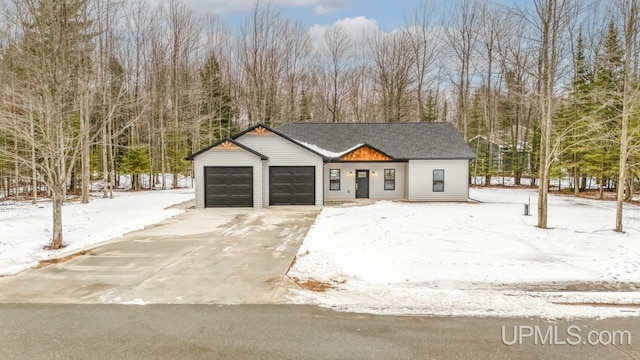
[186,0,428,30]
[180,0,533,36]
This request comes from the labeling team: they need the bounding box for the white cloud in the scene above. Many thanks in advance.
[308,16,380,50]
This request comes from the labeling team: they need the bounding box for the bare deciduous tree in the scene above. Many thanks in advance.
[317,25,352,123]
[371,30,416,122]
[405,0,442,121]
[444,0,482,140]
[1,0,98,248]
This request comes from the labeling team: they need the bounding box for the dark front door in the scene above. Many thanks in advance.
[355,170,369,199]
[269,166,315,205]
[204,167,253,207]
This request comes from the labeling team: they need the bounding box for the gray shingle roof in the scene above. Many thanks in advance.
[276,122,475,160]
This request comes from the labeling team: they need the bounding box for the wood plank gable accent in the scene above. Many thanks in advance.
[339,145,392,161]
[252,126,273,135]
[212,140,240,150]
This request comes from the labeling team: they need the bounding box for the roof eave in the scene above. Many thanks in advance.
[394,156,476,161]
[322,143,396,162]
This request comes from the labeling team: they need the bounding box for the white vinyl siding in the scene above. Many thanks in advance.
[236,132,324,206]
[193,150,263,208]
[323,163,406,200]
[407,160,469,201]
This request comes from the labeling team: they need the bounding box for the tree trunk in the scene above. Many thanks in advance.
[486,142,492,186]
[616,135,628,232]
[102,125,109,198]
[537,93,551,228]
[629,172,635,202]
[13,131,19,200]
[108,117,115,199]
[50,186,64,250]
[69,170,76,195]
[80,91,90,203]
[615,0,636,232]
[573,153,580,195]
[537,140,549,228]
[30,111,37,204]
[160,106,166,190]
[599,156,605,199]
[537,67,552,229]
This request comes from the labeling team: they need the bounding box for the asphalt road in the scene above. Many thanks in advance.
[1,304,638,360]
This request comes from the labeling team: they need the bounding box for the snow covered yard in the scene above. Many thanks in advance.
[0,189,194,275]
[288,188,640,319]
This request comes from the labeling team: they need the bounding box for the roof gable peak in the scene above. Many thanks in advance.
[338,144,393,162]
[185,137,268,160]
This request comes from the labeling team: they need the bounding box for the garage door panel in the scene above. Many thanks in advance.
[269,166,315,205]
[205,167,253,207]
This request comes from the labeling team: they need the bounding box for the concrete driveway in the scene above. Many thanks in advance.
[0,205,319,304]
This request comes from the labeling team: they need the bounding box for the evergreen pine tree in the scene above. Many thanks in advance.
[591,19,624,197]
[299,89,312,122]
[422,91,438,122]
[121,147,150,191]
[555,32,595,194]
[200,52,237,145]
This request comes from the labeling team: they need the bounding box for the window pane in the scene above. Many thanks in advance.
[385,180,395,190]
[384,169,395,180]
[433,169,444,192]
[384,169,395,190]
[330,170,340,190]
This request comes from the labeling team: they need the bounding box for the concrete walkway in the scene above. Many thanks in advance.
[0,206,320,304]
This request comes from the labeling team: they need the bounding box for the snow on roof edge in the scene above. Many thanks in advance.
[294,140,364,158]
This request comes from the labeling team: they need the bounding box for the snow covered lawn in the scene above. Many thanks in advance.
[288,188,640,319]
[0,189,194,275]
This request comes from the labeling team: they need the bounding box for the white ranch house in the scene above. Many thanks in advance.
[186,122,475,208]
